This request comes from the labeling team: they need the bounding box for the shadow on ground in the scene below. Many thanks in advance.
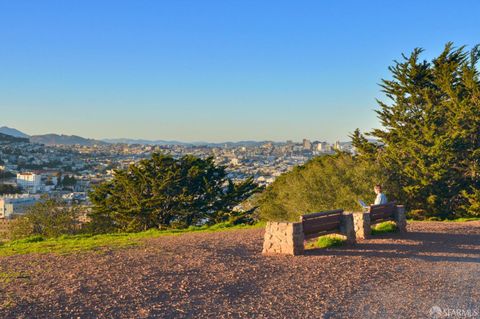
[306,230,480,263]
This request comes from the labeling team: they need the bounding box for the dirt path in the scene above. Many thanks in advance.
[1,221,479,318]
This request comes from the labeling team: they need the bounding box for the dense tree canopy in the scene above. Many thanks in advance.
[0,184,21,195]
[257,153,384,222]
[88,153,260,232]
[60,175,77,187]
[0,170,15,179]
[353,43,480,218]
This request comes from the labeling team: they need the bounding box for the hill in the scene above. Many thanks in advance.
[30,134,107,146]
[0,132,29,143]
[0,126,30,139]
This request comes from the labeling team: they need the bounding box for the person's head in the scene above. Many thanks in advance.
[374,184,382,194]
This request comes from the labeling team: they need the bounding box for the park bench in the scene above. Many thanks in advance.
[300,209,355,242]
[262,209,355,256]
[369,202,397,224]
[353,202,407,239]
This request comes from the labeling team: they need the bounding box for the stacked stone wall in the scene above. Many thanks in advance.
[394,205,407,233]
[262,222,304,256]
[352,212,371,240]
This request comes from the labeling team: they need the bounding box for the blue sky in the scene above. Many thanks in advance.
[1,0,478,142]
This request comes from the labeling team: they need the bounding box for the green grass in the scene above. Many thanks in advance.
[305,235,346,249]
[371,221,397,235]
[0,222,265,257]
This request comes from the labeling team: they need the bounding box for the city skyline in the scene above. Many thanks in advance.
[0,125,356,144]
[1,1,479,142]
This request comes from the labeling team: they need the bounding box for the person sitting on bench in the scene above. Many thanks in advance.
[373,184,388,205]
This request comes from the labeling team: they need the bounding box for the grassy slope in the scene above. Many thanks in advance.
[2,218,478,257]
[0,222,265,257]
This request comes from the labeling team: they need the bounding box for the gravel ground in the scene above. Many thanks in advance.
[1,221,479,318]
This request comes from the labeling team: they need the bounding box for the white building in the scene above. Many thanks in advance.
[317,142,332,153]
[0,194,40,219]
[334,141,341,150]
[16,172,41,193]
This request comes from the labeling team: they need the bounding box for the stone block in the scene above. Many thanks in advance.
[340,212,356,244]
[352,211,371,240]
[262,221,304,256]
[394,205,407,233]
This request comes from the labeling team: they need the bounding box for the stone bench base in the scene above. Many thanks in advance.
[262,222,305,256]
[353,205,407,240]
[262,213,356,256]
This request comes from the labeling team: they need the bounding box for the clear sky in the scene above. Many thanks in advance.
[1,0,478,142]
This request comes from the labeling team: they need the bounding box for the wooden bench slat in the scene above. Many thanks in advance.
[370,202,396,222]
[303,221,342,234]
[300,208,344,240]
[302,213,342,223]
[371,211,393,218]
[300,209,343,221]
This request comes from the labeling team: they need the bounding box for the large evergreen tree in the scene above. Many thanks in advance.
[353,43,480,217]
[88,153,260,232]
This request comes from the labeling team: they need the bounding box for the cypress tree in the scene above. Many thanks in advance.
[354,43,480,217]
[88,153,260,232]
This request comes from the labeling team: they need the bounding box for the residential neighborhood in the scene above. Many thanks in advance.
[0,128,355,219]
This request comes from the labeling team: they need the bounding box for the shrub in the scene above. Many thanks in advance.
[256,152,385,222]
[407,209,428,221]
[6,217,34,241]
[7,198,83,240]
[0,184,22,195]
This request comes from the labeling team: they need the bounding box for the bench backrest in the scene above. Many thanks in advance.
[300,209,344,239]
[369,202,396,224]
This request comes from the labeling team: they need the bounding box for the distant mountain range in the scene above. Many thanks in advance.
[0,125,357,147]
[0,126,30,139]
[0,127,106,146]
[102,138,272,147]
[102,138,194,146]
[0,126,272,147]
[30,134,107,146]
[0,132,29,143]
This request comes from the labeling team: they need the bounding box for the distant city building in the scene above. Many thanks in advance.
[317,142,331,153]
[262,142,274,149]
[0,194,40,219]
[16,172,41,193]
[334,141,341,150]
[303,139,312,151]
